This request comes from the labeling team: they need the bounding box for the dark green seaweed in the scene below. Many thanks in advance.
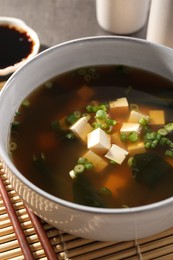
[131,152,173,186]
[73,175,107,208]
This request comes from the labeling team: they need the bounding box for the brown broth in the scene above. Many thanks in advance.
[9,65,173,208]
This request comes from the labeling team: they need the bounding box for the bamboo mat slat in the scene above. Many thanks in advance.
[1,163,173,259]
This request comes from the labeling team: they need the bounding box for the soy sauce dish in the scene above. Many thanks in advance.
[0,36,173,242]
[0,17,40,76]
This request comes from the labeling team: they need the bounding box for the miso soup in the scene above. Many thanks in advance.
[9,65,173,208]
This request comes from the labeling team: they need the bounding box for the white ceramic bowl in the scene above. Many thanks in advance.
[0,36,173,242]
[0,17,40,76]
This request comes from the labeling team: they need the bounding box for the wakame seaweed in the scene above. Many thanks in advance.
[131,152,173,186]
[73,175,107,208]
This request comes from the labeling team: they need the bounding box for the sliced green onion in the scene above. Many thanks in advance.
[157,128,168,136]
[128,157,134,167]
[141,125,150,134]
[100,124,112,133]
[11,121,20,129]
[84,162,94,170]
[98,104,107,111]
[82,113,91,121]
[168,142,173,149]
[122,204,129,208]
[44,81,53,88]
[153,139,159,146]
[33,153,46,161]
[151,139,158,148]
[128,132,139,142]
[66,112,80,125]
[166,139,172,145]
[110,160,116,164]
[166,140,173,149]
[86,105,98,113]
[139,117,149,126]
[164,123,173,133]
[120,133,127,142]
[125,86,133,95]
[84,74,92,81]
[92,122,102,129]
[106,118,116,126]
[99,187,112,197]
[101,122,108,129]
[78,68,87,75]
[66,132,75,140]
[105,126,112,134]
[130,104,139,111]
[155,133,162,140]
[74,164,85,174]
[73,111,81,119]
[95,110,107,120]
[9,142,17,151]
[15,111,21,116]
[165,150,173,157]
[22,99,30,107]
[77,157,88,165]
[145,141,151,149]
[145,132,156,140]
[160,137,168,146]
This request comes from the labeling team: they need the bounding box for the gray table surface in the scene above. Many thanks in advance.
[0,0,148,49]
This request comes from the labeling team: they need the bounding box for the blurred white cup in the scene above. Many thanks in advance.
[146,0,173,48]
[96,0,150,35]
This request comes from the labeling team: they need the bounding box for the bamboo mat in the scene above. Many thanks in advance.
[1,166,173,260]
[1,80,173,259]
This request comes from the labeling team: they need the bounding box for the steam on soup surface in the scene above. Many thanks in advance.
[9,65,173,208]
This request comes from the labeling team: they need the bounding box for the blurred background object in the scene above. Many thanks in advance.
[0,0,148,49]
[0,0,150,87]
[146,0,173,48]
[96,0,150,35]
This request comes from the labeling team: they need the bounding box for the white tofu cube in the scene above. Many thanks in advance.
[105,144,128,164]
[128,110,149,123]
[120,122,141,134]
[127,141,146,155]
[109,97,129,114]
[83,150,108,172]
[70,117,92,142]
[149,110,165,125]
[87,128,111,154]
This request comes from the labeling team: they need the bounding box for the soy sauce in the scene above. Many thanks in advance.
[0,25,34,69]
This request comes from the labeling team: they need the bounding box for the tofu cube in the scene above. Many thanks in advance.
[70,117,92,142]
[109,97,129,114]
[87,128,111,154]
[127,141,146,155]
[120,122,141,134]
[83,150,108,172]
[128,110,149,123]
[105,144,128,164]
[149,110,165,125]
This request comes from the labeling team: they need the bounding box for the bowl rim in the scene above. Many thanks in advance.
[0,16,40,76]
[1,35,173,215]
